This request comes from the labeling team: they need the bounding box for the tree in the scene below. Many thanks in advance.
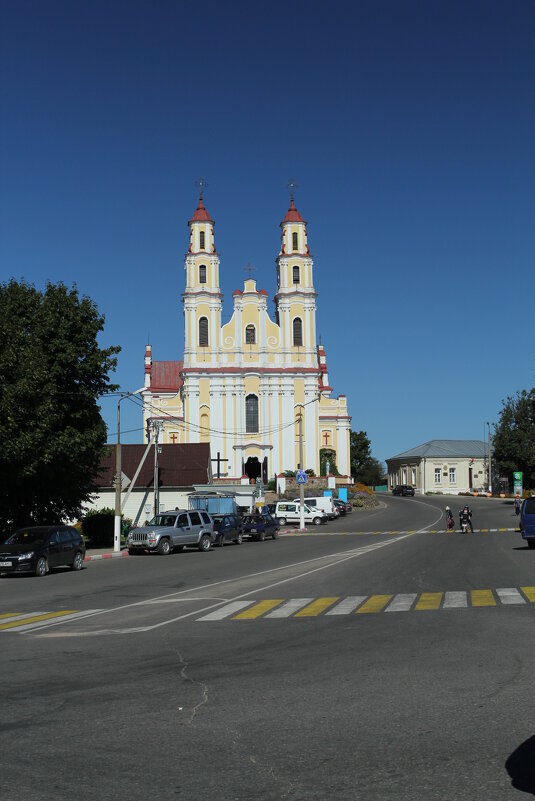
[350,430,385,486]
[320,448,339,476]
[493,389,535,490]
[0,280,120,529]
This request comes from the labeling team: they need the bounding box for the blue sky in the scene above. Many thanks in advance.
[1,0,534,464]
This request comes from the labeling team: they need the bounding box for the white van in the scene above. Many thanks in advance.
[292,496,338,520]
[275,502,327,526]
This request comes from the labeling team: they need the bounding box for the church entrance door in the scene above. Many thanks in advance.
[244,456,261,484]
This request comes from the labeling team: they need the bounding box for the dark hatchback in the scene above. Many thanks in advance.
[520,498,535,549]
[0,526,86,577]
[242,513,280,541]
[392,485,415,497]
[212,514,243,546]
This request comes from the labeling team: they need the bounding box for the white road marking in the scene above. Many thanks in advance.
[198,601,254,621]
[496,588,526,605]
[443,592,467,608]
[385,593,417,612]
[264,599,314,618]
[325,596,367,615]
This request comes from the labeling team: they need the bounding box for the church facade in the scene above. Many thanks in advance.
[141,195,351,482]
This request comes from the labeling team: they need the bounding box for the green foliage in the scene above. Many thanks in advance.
[349,431,385,485]
[320,448,339,476]
[493,389,535,489]
[0,279,120,529]
[82,508,114,548]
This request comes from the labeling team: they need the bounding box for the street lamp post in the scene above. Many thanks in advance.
[296,404,305,532]
[114,388,144,552]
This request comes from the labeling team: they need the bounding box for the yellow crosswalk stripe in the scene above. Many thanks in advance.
[521,586,535,602]
[234,600,283,619]
[415,592,443,610]
[0,613,22,619]
[294,597,339,617]
[471,590,495,607]
[481,529,489,532]
[0,611,78,631]
[356,595,393,614]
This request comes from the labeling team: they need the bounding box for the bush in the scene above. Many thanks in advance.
[82,507,115,548]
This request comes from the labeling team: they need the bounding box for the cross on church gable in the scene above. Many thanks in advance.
[323,431,331,445]
[169,433,179,444]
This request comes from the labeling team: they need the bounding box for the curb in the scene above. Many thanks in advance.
[84,550,130,562]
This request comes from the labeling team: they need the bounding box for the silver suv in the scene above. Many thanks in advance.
[127,510,215,555]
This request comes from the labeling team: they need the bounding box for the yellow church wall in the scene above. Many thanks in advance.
[293,379,305,406]
[244,376,260,396]
[199,378,210,407]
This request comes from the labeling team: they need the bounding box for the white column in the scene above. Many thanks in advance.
[281,378,294,470]
[304,378,318,472]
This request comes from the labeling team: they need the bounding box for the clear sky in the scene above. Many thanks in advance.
[1,0,534,465]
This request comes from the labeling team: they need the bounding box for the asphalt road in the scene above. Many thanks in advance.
[2,495,534,801]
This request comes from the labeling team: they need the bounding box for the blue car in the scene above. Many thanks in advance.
[520,498,535,549]
[242,513,280,542]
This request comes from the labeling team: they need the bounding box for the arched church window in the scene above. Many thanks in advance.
[245,324,256,344]
[198,317,209,346]
[292,232,298,251]
[199,265,207,283]
[199,231,205,250]
[293,317,303,347]
[293,265,300,284]
[245,394,259,433]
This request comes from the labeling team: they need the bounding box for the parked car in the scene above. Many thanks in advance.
[275,502,327,526]
[242,512,280,541]
[392,485,415,497]
[292,496,338,519]
[520,498,535,549]
[212,514,243,546]
[0,525,86,577]
[127,510,215,554]
[333,499,347,516]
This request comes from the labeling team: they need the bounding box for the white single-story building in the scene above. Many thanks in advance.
[386,440,490,495]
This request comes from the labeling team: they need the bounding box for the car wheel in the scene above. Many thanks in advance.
[199,534,212,552]
[528,541,535,549]
[157,538,172,555]
[35,556,47,577]
[278,517,286,526]
[218,533,225,548]
[71,552,83,571]
[234,532,243,545]
[313,517,322,526]
[272,529,279,540]
[259,530,266,542]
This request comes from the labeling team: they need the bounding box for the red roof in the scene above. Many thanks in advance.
[282,198,305,223]
[189,198,213,223]
[150,361,183,391]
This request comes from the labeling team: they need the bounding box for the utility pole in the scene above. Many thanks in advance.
[153,420,163,516]
[487,422,492,495]
[114,388,145,552]
[298,406,305,532]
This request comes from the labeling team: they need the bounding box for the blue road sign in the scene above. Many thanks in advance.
[296,470,307,484]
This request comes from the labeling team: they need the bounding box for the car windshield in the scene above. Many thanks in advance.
[6,528,50,546]
[148,515,177,526]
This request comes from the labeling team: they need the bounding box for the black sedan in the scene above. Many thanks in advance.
[0,525,86,577]
[212,514,243,546]
[392,485,415,497]
[242,513,280,541]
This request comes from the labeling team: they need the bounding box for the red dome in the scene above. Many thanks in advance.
[189,198,213,223]
[282,198,304,223]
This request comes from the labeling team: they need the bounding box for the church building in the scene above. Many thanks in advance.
[141,193,351,483]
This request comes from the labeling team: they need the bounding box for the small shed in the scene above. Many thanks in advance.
[87,444,212,524]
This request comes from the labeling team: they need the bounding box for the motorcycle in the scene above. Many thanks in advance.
[461,519,471,533]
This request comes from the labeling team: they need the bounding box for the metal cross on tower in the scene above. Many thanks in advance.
[244,262,256,279]
[194,177,209,199]
[286,178,299,200]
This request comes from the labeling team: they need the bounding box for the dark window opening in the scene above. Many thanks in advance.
[245,325,256,344]
[199,265,207,283]
[292,232,298,250]
[199,231,205,249]
[293,265,300,284]
[199,317,209,346]
[293,317,303,347]
[245,394,259,433]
